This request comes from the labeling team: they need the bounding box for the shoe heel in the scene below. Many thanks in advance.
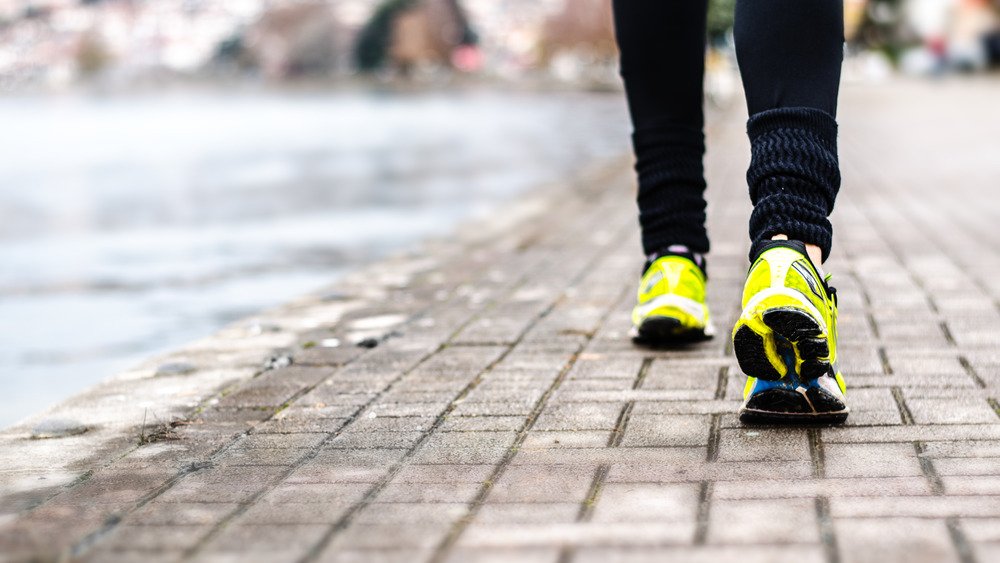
[733,291,829,381]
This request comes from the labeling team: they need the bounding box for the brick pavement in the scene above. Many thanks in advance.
[2,79,1000,563]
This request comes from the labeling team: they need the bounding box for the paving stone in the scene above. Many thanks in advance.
[573,546,826,563]
[353,503,469,524]
[522,431,612,449]
[488,465,595,503]
[606,461,815,483]
[906,398,1000,425]
[474,503,580,525]
[375,482,482,504]
[532,403,625,431]
[590,483,699,523]
[439,416,527,432]
[707,498,819,544]
[711,477,932,499]
[128,502,241,526]
[823,443,925,478]
[456,522,696,548]
[98,524,212,552]
[259,483,372,505]
[200,523,329,554]
[156,466,289,504]
[716,428,811,463]
[330,523,452,550]
[391,464,495,484]
[317,549,436,563]
[410,432,517,465]
[442,548,562,563]
[834,518,959,563]
[620,415,711,447]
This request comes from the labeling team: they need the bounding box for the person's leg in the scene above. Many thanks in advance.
[731,0,849,424]
[612,0,710,259]
[734,0,844,265]
[612,0,715,344]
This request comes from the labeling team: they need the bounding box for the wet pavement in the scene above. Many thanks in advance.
[1,78,1000,562]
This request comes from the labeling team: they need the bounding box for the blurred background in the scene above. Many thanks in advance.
[0,0,998,429]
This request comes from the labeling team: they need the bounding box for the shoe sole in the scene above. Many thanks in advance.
[739,385,848,425]
[632,315,713,345]
[733,292,830,382]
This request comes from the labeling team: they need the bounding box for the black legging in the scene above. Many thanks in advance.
[613,0,844,262]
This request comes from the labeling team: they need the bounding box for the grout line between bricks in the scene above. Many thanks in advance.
[939,321,957,347]
[692,481,713,546]
[808,428,826,479]
[914,441,945,495]
[946,518,978,563]
[713,366,729,401]
[878,348,893,375]
[958,356,987,389]
[633,357,653,390]
[815,497,840,563]
[891,387,914,425]
[989,398,1000,421]
[705,414,722,463]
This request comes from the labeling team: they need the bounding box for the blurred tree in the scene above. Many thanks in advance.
[852,0,915,63]
[354,0,475,73]
[76,30,110,77]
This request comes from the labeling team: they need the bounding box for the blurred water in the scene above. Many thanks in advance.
[0,89,631,429]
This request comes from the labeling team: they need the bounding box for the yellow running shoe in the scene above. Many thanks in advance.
[733,240,848,423]
[631,255,714,344]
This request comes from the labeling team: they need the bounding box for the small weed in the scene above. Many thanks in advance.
[302,341,316,349]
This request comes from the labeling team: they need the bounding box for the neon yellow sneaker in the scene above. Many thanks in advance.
[733,240,848,424]
[631,255,714,344]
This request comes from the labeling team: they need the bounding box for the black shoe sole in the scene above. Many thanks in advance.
[739,386,848,425]
[733,307,830,382]
[632,316,713,346]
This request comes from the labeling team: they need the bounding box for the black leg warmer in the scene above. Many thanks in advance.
[746,108,840,262]
[634,124,710,256]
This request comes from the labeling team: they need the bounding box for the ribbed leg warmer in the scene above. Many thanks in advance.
[634,124,710,257]
[746,108,840,262]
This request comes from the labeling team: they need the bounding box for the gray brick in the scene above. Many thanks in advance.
[439,416,526,432]
[410,432,517,464]
[716,428,811,463]
[532,403,624,431]
[907,398,1000,425]
[712,478,933,500]
[474,503,580,524]
[573,546,825,563]
[823,443,925,478]
[830,496,1000,518]
[455,522,695,548]
[835,518,959,563]
[620,415,711,447]
[129,502,240,526]
[707,498,819,544]
[374,482,482,504]
[259,483,371,505]
[590,483,699,523]
[392,464,495,484]
[488,465,595,503]
[522,431,611,449]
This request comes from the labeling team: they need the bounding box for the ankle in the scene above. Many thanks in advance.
[770,235,824,278]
